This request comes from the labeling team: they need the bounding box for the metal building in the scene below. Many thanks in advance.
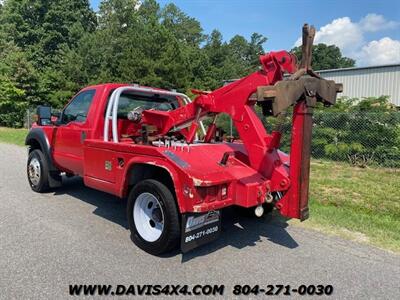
[316,64,400,106]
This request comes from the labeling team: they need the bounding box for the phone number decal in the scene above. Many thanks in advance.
[233,284,334,296]
[184,226,219,243]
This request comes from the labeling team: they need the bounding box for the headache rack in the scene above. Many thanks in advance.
[103,86,206,143]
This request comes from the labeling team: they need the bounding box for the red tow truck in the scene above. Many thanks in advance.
[26,25,341,254]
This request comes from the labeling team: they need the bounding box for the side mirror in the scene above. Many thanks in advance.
[37,105,52,126]
[52,111,61,118]
[52,111,61,125]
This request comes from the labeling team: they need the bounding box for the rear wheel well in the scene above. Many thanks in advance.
[127,164,176,200]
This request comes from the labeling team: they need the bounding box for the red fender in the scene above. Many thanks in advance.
[119,156,189,213]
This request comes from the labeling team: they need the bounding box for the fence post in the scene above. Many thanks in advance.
[26,108,30,129]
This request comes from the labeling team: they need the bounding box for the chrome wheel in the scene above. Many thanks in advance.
[28,157,41,186]
[133,192,165,242]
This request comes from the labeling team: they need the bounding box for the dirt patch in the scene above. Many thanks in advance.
[340,228,370,243]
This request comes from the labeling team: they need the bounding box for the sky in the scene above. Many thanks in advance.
[90,0,400,66]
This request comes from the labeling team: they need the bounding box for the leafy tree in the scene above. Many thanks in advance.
[203,30,226,67]
[0,38,39,127]
[0,0,97,110]
[228,33,267,75]
[201,29,267,89]
[0,0,97,69]
[291,43,355,70]
[5,0,386,144]
[248,33,267,66]
[161,3,205,47]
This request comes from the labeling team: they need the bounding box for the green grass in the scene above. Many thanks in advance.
[0,127,28,146]
[292,160,400,253]
[1,127,399,252]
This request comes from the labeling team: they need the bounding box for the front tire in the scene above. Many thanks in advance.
[127,179,180,255]
[27,149,50,193]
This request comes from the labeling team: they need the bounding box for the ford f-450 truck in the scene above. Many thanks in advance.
[25,24,341,255]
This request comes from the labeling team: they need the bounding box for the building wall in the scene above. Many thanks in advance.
[317,64,400,106]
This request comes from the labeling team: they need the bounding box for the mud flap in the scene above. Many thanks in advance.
[180,211,221,253]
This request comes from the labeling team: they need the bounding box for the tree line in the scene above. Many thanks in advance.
[0,0,355,127]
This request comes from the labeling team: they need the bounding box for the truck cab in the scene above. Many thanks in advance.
[49,84,182,177]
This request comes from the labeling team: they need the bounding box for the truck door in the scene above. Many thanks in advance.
[52,89,96,176]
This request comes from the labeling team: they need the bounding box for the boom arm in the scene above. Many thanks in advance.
[142,24,342,220]
[142,50,297,177]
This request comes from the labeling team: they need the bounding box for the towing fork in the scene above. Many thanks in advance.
[257,24,343,220]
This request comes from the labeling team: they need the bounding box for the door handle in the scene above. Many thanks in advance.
[81,131,87,143]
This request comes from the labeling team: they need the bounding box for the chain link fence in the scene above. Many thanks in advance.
[24,108,36,129]
[267,111,400,168]
[217,110,400,169]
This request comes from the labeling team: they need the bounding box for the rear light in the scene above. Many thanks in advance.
[183,185,194,199]
[196,185,228,202]
[221,184,227,199]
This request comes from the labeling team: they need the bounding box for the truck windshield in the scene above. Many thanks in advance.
[110,92,180,118]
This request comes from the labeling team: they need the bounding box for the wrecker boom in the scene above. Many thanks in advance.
[140,24,342,220]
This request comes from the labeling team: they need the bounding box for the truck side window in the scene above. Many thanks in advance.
[62,90,96,124]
